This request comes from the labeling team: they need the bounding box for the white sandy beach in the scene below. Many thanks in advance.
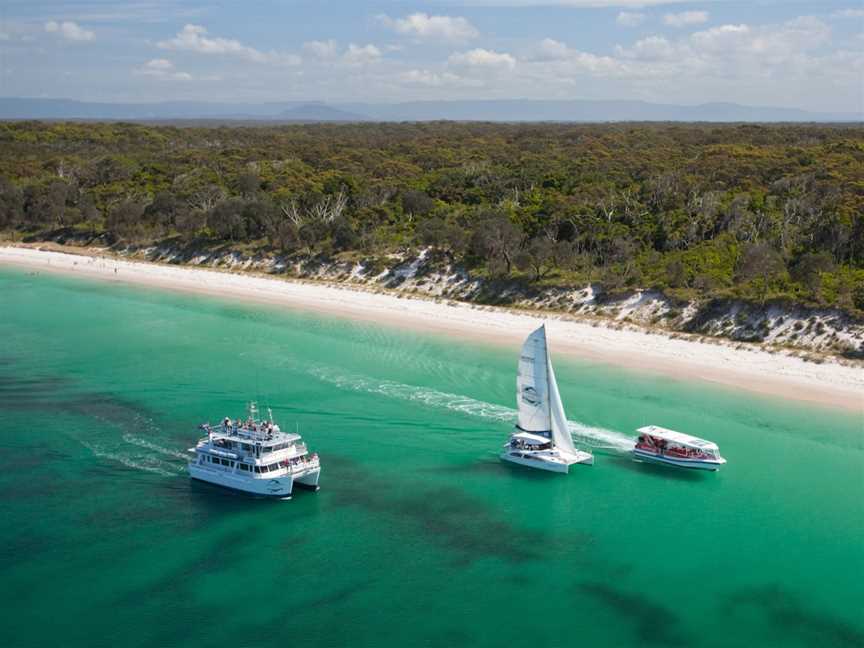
[2,245,862,413]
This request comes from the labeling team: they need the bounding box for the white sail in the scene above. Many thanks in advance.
[506,324,594,470]
[516,325,551,433]
[547,358,578,455]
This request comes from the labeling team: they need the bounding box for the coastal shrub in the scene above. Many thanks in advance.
[1,121,862,317]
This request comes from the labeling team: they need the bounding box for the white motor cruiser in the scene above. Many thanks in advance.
[633,425,726,471]
[501,325,594,473]
[188,402,320,499]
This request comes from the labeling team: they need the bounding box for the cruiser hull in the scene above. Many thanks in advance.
[189,464,317,498]
[294,468,321,490]
[633,449,724,471]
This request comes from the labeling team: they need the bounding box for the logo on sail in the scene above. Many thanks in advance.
[521,385,540,406]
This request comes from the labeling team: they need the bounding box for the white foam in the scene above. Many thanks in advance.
[122,433,190,461]
[72,435,180,477]
[66,411,187,477]
[309,366,634,453]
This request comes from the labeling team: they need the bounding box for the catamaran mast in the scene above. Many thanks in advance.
[544,336,555,447]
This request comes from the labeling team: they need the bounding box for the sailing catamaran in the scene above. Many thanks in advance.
[501,324,594,472]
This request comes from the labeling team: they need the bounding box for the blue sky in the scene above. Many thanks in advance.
[0,1,862,112]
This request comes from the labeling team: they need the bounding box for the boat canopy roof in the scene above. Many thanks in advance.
[637,425,718,450]
[206,447,238,459]
[212,430,301,445]
[264,433,301,445]
[512,431,551,445]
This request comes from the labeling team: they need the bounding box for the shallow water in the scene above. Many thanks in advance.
[1,267,862,648]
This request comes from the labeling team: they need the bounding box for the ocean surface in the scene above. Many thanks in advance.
[1,267,862,648]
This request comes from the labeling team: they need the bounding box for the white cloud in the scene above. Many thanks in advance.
[608,16,835,80]
[616,12,645,27]
[379,13,479,41]
[664,11,709,28]
[535,38,572,60]
[135,58,194,81]
[157,24,299,65]
[832,9,864,18]
[302,41,384,67]
[44,20,94,42]
[343,43,382,66]
[687,17,830,61]
[144,58,173,71]
[303,39,339,60]
[449,48,516,69]
[0,32,9,42]
[530,39,628,77]
[618,35,676,60]
[158,24,264,61]
[525,40,631,79]
[401,69,473,87]
[506,15,855,109]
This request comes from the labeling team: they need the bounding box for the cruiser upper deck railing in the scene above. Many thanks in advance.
[202,422,286,442]
[197,432,308,458]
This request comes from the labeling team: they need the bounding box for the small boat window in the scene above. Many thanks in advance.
[239,463,249,471]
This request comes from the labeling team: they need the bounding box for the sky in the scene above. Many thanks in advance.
[0,1,862,113]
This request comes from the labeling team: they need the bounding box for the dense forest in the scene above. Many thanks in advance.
[1,121,862,313]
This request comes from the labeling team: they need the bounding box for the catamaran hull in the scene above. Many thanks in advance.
[189,464,320,498]
[500,450,593,473]
[501,452,569,473]
[294,468,321,490]
[633,449,724,471]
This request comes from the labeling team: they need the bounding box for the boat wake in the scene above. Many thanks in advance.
[309,366,635,453]
[67,410,187,477]
[68,431,181,477]
[122,432,190,461]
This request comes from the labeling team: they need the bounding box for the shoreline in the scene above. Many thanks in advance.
[1,244,862,413]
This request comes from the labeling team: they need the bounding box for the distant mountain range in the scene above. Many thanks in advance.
[0,97,858,123]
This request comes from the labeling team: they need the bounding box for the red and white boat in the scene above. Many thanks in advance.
[633,425,726,471]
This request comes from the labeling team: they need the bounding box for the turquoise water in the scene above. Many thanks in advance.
[1,267,862,648]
